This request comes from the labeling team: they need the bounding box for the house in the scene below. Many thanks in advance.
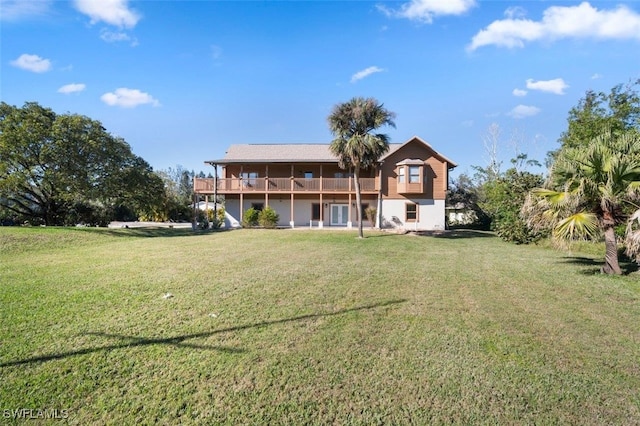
[193,136,456,230]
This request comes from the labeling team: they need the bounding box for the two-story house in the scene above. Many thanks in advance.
[194,136,456,230]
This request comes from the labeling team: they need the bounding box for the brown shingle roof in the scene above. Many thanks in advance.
[207,143,403,164]
[205,137,456,168]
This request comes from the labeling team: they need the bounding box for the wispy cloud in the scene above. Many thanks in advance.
[100,29,138,46]
[526,78,568,95]
[0,0,52,21]
[379,0,476,23]
[211,45,223,60]
[508,104,541,119]
[512,88,527,97]
[10,54,51,73]
[351,66,385,83]
[468,2,640,51]
[74,0,140,28]
[591,73,603,80]
[58,83,86,94]
[101,88,160,108]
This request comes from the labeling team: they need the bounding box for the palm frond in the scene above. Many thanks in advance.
[624,209,640,262]
[553,212,600,241]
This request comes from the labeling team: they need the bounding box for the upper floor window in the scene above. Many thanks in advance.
[241,172,258,186]
[409,166,420,183]
[304,171,313,179]
[398,167,406,183]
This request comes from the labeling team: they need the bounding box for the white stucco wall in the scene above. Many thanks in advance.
[222,197,374,228]
[380,199,445,231]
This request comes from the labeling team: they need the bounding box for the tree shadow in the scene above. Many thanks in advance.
[75,227,231,239]
[412,229,496,239]
[559,256,639,275]
[0,299,407,368]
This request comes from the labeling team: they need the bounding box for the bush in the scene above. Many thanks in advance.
[365,206,377,227]
[258,207,279,229]
[217,206,226,224]
[242,207,259,227]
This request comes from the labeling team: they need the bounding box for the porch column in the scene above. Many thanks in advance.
[213,164,218,216]
[239,193,244,224]
[319,194,323,228]
[376,163,383,229]
[347,193,352,228]
[290,193,295,228]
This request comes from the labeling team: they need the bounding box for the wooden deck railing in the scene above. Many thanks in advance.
[194,177,378,194]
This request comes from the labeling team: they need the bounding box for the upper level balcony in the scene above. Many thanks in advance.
[194,177,378,195]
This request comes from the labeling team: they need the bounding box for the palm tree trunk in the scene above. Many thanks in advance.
[602,225,622,275]
[354,169,364,238]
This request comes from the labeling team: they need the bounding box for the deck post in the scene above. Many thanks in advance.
[213,164,218,217]
[347,193,352,228]
[290,193,295,228]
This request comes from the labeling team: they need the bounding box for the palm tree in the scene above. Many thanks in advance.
[328,97,396,238]
[524,129,640,274]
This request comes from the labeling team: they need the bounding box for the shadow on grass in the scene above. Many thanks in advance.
[412,229,496,239]
[560,256,639,275]
[0,299,407,368]
[76,227,230,238]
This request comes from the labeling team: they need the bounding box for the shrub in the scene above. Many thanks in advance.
[217,206,226,224]
[242,207,259,227]
[258,206,279,229]
[365,206,377,227]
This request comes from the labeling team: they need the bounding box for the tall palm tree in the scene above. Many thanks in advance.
[524,129,640,274]
[328,97,396,238]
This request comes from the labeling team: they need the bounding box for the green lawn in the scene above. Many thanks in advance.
[1,227,639,424]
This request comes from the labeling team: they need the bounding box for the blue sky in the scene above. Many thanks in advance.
[2,0,640,178]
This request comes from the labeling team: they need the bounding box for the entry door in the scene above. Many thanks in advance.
[330,204,349,226]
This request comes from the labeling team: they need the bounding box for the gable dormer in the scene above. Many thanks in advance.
[396,159,425,194]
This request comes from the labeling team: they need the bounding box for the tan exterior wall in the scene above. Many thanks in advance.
[381,138,449,200]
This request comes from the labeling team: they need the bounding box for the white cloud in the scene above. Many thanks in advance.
[591,73,603,80]
[351,66,385,83]
[504,6,527,20]
[211,45,223,60]
[512,88,527,97]
[58,83,86,94]
[99,29,137,45]
[379,0,476,23]
[101,88,160,108]
[74,0,140,28]
[508,105,541,119]
[10,54,51,73]
[468,2,640,51]
[0,0,51,21]
[526,78,568,95]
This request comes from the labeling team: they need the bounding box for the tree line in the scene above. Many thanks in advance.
[450,79,640,274]
[0,102,209,226]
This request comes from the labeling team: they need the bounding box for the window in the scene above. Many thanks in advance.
[409,166,420,183]
[406,203,418,221]
[312,203,321,221]
[251,203,264,211]
[241,172,258,186]
[334,172,343,178]
[304,171,313,179]
[398,167,405,183]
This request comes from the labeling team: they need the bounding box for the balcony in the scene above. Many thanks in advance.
[194,177,378,194]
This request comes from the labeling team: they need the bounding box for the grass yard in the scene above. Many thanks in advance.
[1,227,639,424]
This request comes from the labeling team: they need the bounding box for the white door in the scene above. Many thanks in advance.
[330,204,349,226]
